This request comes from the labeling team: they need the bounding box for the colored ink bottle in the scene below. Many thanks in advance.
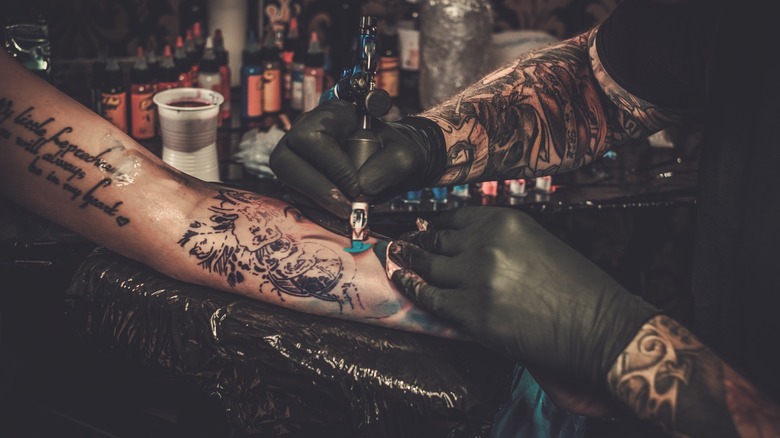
[129,47,157,140]
[289,33,306,115]
[240,30,264,125]
[192,21,206,59]
[480,181,498,205]
[213,29,232,122]
[450,184,470,198]
[534,175,553,194]
[100,57,127,133]
[281,17,301,109]
[198,37,224,126]
[173,36,193,87]
[198,37,222,93]
[156,44,179,92]
[376,19,400,100]
[431,186,448,203]
[506,179,527,197]
[404,189,422,204]
[260,28,282,115]
[398,0,421,111]
[145,37,160,82]
[184,29,199,85]
[302,31,325,113]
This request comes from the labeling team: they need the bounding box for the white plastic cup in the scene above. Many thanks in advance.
[153,88,224,182]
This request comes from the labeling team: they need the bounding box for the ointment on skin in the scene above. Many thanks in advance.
[100,133,142,187]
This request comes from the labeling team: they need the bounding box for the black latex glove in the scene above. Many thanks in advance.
[269,99,447,218]
[389,207,660,394]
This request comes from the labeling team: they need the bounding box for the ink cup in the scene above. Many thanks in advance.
[153,87,224,182]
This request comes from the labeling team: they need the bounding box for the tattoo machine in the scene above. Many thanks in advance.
[327,16,391,253]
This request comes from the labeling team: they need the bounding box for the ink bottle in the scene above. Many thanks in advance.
[213,29,232,122]
[260,27,283,115]
[240,30,264,126]
[174,36,193,87]
[302,31,325,113]
[156,45,179,92]
[281,17,301,111]
[100,57,127,133]
[129,47,156,140]
[376,18,400,101]
[198,37,225,126]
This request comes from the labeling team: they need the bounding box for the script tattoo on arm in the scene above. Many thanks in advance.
[178,189,364,314]
[0,95,133,227]
[420,29,691,185]
[608,315,780,437]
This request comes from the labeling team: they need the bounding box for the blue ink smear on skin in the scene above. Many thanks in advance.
[372,241,388,269]
[344,240,372,253]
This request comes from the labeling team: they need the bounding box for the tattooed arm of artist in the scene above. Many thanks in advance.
[608,315,780,437]
[418,28,692,186]
[0,48,457,338]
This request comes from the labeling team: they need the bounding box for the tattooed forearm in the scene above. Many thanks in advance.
[419,28,690,185]
[608,315,780,437]
[174,188,461,339]
[0,96,133,227]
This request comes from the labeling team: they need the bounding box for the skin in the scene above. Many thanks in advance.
[0,49,457,339]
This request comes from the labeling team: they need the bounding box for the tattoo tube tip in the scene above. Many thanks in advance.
[344,240,371,253]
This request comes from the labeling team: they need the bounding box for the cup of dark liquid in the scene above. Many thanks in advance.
[153,88,224,182]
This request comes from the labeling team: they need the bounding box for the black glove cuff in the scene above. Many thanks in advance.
[389,116,448,188]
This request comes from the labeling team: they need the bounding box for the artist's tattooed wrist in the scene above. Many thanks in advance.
[608,315,780,437]
[421,28,694,186]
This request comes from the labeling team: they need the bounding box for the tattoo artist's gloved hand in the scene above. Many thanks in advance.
[390,207,660,394]
[269,99,446,218]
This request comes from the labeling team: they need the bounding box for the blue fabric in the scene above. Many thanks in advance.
[491,365,586,438]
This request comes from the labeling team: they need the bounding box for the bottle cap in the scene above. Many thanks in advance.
[199,36,219,73]
[304,32,324,66]
[131,47,151,83]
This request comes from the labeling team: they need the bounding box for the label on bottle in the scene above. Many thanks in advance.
[303,67,324,112]
[245,74,263,118]
[131,91,156,139]
[291,66,304,111]
[398,28,420,71]
[262,67,282,113]
[101,92,127,133]
[377,56,400,98]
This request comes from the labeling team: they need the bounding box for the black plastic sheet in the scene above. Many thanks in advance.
[65,248,514,437]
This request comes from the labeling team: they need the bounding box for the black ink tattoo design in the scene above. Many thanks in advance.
[178,190,359,311]
[423,29,693,186]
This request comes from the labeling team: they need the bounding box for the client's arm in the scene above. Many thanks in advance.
[0,50,456,338]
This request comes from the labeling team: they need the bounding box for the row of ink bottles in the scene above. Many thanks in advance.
[91,22,232,140]
[240,17,326,127]
[393,176,557,210]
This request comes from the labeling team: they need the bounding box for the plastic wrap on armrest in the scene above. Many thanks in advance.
[65,248,513,437]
